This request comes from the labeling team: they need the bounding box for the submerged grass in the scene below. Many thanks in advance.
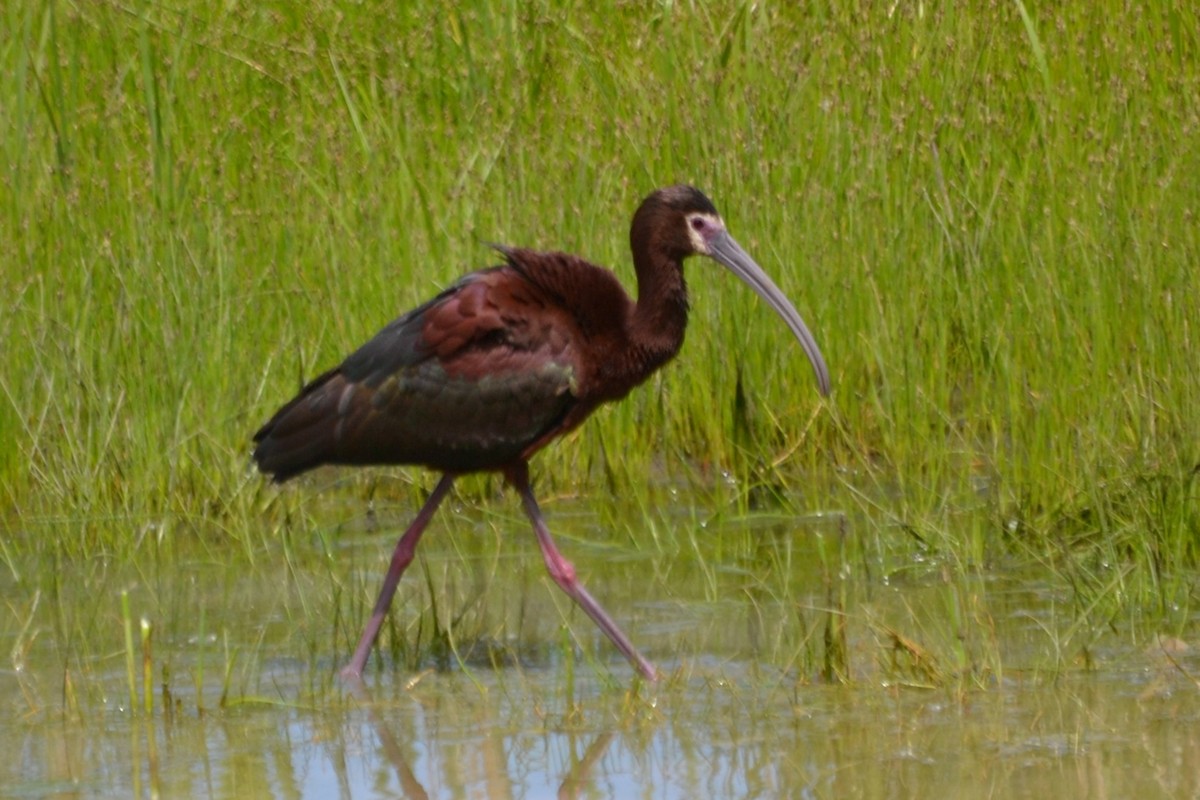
[1,0,1199,703]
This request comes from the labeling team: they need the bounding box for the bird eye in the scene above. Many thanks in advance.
[690,217,706,231]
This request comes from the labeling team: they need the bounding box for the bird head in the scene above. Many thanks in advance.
[632,185,831,397]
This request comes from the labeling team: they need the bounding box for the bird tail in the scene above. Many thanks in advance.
[252,368,343,482]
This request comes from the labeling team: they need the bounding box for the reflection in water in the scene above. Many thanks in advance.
[347,678,429,800]
[6,638,1200,797]
[557,732,616,800]
[5,506,1200,798]
[343,675,617,799]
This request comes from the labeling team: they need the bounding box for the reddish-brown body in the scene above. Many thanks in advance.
[252,186,829,681]
[253,247,685,479]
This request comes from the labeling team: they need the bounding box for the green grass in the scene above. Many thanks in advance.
[1,0,1199,699]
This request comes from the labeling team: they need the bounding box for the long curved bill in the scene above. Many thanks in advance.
[708,231,831,396]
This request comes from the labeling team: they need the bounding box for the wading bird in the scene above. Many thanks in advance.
[253,185,830,681]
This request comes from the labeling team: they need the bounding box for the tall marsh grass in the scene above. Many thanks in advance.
[1,1,1198,682]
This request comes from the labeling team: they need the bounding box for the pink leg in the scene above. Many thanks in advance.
[341,473,455,680]
[506,463,658,682]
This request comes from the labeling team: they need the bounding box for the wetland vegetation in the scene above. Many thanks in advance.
[2,1,1198,796]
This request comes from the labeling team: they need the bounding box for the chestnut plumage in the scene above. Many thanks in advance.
[253,185,830,681]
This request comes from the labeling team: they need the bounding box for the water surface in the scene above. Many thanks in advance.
[4,499,1197,798]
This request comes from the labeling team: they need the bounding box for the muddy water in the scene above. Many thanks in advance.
[3,501,1199,798]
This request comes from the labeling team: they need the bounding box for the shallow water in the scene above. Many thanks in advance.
[4,498,1199,798]
[9,660,1199,798]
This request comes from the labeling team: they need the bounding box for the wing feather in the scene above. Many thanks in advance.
[253,267,580,480]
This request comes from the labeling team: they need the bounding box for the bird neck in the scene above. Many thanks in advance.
[629,249,690,365]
